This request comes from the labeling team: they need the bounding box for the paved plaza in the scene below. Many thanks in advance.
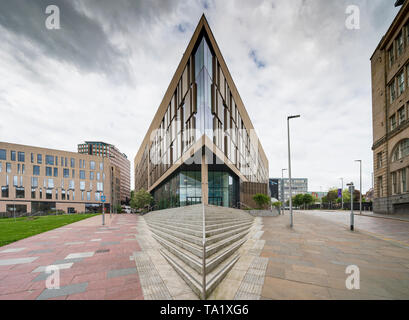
[0,211,409,300]
[0,214,144,300]
[296,210,409,247]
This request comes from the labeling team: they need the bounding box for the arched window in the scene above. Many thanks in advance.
[392,139,409,162]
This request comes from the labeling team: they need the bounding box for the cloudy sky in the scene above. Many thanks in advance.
[0,0,401,193]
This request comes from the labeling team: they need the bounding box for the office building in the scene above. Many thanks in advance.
[78,141,130,203]
[0,141,120,214]
[270,178,308,204]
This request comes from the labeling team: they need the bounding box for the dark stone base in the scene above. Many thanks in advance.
[374,194,409,214]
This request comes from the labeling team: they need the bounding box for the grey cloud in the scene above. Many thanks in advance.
[0,0,131,83]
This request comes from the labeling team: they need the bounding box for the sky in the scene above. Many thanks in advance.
[0,0,402,193]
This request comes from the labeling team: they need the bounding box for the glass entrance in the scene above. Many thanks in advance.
[209,197,222,206]
[186,197,202,205]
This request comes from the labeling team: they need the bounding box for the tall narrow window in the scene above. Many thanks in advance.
[390,114,397,131]
[398,106,406,125]
[401,168,407,193]
[398,71,405,95]
[392,172,397,194]
[33,165,40,176]
[18,152,25,162]
[0,149,6,160]
[11,151,16,161]
[389,46,395,67]
[397,32,404,57]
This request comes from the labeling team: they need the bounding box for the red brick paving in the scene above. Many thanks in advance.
[0,214,143,300]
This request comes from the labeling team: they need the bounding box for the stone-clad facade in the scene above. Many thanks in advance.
[371,1,409,214]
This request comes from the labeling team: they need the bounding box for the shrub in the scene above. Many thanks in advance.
[253,194,271,209]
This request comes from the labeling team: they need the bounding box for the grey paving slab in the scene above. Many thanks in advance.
[101,241,120,246]
[53,258,83,264]
[27,249,54,254]
[65,252,94,259]
[32,263,73,273]
[64,241,85,245]
[36,282,88,300]
[0,248,26,253]
[0,257,38,266]
[107,267,137,279]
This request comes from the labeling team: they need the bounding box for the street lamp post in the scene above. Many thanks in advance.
[287,115,300,228]
[355,160,362,215]
[340,178,344,210]
[281,168,287,215]
[347,182,355,231]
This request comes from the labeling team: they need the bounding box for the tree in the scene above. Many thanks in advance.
[130,188,153,210]
[326,189,339,204]
[253,194,270,209]
[292,194,305,207]
[302,194,314,208]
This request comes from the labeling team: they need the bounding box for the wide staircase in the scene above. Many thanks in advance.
[144,204,254,299]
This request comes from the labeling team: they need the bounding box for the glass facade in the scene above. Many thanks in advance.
[208,171,239,208]
[195,37,213,140]
[135,29,269,211]
[153,170,201,210]
[152,169,238,210]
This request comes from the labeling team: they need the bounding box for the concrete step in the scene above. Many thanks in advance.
[147,223,203,246]
[206,229,250,258]
[147,219,253,238]
[150,227,203,258]
[152,231,246,275]
[147,204,254,299]
[160,247,240,299]
[159,249,203,299]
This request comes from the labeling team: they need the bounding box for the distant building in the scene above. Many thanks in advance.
[371,0,409,214]
[270,178,308,204]
[268,179,279,199]
[308,191,327,202]
[365,188,374,202]
[78,141,130,204]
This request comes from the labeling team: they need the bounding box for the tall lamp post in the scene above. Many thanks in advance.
[287,115,301,228]
[281,168,287,214]
[340,178,344,210]
[355,160,362,215]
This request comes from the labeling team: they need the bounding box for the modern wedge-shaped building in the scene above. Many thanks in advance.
[134,15,269,210]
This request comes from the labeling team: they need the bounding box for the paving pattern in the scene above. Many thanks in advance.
[259,213,409,299]
[297,210,409,247]
[0,214,143,300]
[1,210,409,300]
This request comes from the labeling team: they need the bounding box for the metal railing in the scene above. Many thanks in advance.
[201,202,206,300]
[237,202,252,210]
